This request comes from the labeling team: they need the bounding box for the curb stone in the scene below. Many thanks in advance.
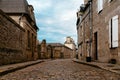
[73,59,120,75]
[0,60,44,76]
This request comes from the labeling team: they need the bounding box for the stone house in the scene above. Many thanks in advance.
[47,43,72,59]
[38,40,73,59]
[64,36,76,58]
[77,0,120,64]
[38,39,47,59]
[0,0,39,62]
[0,9,26,65]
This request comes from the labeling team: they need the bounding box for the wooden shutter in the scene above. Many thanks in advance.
[98,0,103,13]
[112,15,118,48]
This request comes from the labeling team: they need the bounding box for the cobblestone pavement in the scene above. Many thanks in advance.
[0,59,120,80]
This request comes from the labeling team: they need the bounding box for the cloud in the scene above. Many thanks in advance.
[27,0,52,13]
[27,0,84,44]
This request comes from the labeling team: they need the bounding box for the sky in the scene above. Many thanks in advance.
[27,0,84,44]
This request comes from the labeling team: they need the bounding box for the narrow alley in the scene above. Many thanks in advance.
[0,59,120,80]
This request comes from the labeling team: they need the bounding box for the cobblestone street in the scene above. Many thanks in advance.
[0,59,120,80]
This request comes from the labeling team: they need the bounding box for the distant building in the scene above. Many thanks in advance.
[47,43,72,59]
[64,36,76,58]
[0,0,39,63]
[40,39,47,59]
[76,0,120,64]
[38,40,73,59]
[64,36,76,49]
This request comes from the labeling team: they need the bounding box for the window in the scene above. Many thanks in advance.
[97,0,103,13]
[76,18,80,25]
[27,30,30,48]
[34,36,36,48]
[109,15,119,48]
[32,33,34,57]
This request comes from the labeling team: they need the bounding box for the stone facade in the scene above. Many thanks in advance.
[39,40,47,59]
[64,36,76,58]
[77,0,120,64]
[48,43,72,59]
[38,40,73,59]
[0,0,39,65]
[0,10,26,65]
[76,1,91,61]
[8,6,38,61]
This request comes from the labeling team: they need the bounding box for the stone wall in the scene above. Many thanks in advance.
[47,45,72,59]
[38,41,72,59]
[63,46,73,58]
[77,0,120,64]
[0,10,26,65]
[77,5,91,61]
[92,0,120,63]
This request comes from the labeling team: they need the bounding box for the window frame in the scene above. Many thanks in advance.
[109,15,119,48]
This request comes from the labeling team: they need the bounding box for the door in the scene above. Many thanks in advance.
[94,32,98,60]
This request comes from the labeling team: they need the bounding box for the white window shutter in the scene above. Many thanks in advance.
[109,19,112,48]
[100,0,103,11]
[97,0,100,12]
[112,15,119,48]
[98,0,103,13]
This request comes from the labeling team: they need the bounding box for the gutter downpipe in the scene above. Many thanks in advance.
[87,0,93,62]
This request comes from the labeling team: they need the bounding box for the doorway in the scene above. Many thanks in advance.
[94,32,98,60]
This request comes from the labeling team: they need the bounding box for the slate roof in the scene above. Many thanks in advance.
[0,0,29,14]
[0,0,39,30]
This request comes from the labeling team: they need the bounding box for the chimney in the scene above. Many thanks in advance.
[84,0,88,4]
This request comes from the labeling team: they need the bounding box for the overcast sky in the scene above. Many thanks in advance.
[27,0,84,44]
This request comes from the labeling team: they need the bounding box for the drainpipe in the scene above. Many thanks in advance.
[87,0,93,62]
